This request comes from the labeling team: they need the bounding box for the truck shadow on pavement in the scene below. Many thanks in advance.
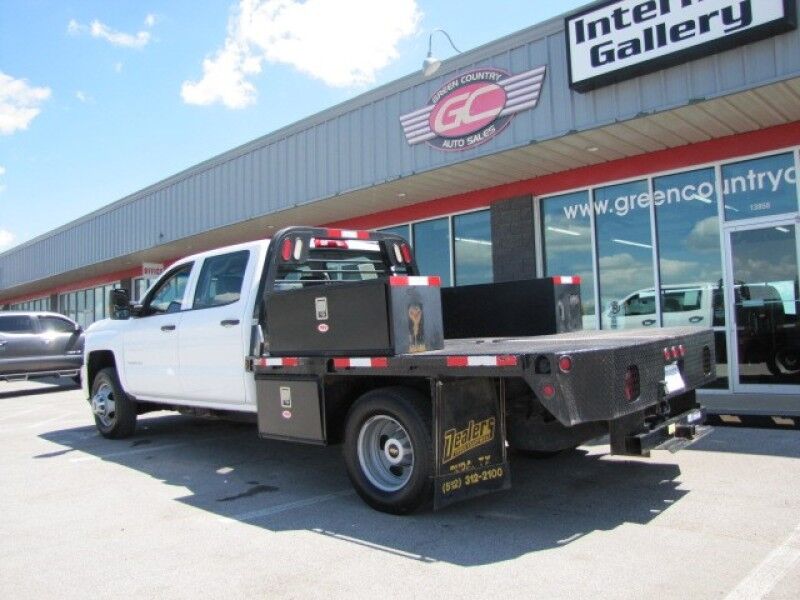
[41,413,692,567]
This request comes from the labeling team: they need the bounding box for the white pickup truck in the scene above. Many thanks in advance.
[83,226,715,513]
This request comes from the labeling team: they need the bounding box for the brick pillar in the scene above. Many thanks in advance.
[490,195,536,283]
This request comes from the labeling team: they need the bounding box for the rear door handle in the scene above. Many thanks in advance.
[642,319,656,326]
[220,319,240,327]
[161,325,176,332]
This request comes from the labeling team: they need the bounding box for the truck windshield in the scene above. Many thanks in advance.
[274,244,409,291]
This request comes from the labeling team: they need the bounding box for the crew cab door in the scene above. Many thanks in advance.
[178,249,251,405]
[123,263,193,399]
[0,315,39,375]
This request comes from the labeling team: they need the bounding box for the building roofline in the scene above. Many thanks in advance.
[0,2,584,260]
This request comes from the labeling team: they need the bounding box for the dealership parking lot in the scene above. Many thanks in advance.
[1,379,799,599]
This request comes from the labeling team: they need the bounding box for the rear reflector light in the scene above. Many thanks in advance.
[558,355,573,373]
[293,238,304,260]
[624,366,640,402]
[281,238,292,261]
[400,243,413,263]
[392,243,403,263]
[541,383,556,399]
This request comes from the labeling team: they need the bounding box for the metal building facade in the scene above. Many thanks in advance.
[3,4,800,295]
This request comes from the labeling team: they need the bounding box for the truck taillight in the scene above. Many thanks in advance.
[624,366,640,402]
[541,383,556,399]
[400,243,413,263]
[293,238,304,260]
[558,355,573,373]
[663,345,685,361]
[281,238,292,261]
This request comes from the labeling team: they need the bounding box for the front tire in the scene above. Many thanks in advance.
[90,367,137,439]
[343,387,433,515]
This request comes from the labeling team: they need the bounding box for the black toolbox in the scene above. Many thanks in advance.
[265,278,444,356]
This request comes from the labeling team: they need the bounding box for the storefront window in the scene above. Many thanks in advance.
[654,168,727,387]
[721,153,798,221]
[378,224,411,244]
[541,191,595,328]
[413,218,452,287]
[594,180,655,330]
[453,210,492,286]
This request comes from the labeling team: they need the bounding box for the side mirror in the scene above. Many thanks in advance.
[109,288,131,320]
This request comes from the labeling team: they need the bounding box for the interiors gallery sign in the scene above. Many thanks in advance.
[400,66,546,151]
[566,0,797,92]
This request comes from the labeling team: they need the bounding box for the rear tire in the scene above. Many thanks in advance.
[90,367,137,439]
[343,387,433,515]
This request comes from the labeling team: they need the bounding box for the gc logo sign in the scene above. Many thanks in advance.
[400,66,546,151]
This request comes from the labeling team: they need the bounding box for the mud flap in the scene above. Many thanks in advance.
[433,378,511,510]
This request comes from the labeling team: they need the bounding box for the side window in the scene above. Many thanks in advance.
[147,265,193,314]
[193,250,249,309]
[623,293,656,316]
[40,317,76,333]
[0,316,34,333]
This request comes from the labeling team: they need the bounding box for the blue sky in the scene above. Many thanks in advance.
[0,0,588,252]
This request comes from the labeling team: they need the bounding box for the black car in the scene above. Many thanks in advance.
[0,312,84,382]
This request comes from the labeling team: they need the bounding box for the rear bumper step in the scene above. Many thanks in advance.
[621,407,710,457]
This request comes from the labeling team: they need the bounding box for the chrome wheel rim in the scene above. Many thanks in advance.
[357,415,414,492]
[91,383,116,428]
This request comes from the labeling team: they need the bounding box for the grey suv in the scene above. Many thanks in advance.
[0,312,84,382]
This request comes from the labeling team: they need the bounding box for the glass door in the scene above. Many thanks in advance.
[726,220,800,392]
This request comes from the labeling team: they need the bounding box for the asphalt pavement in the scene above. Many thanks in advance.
[1,378,798,599]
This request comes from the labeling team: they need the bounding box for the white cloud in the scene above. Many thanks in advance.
[0,71,52,135]
[114,62,124,73]
[145,14,157,27]
[68,18,151,49]
[0,229,15,249]
[181,0,421,109]
[0,165,5,194]
[75,90,93,103]
[0,166,5,176]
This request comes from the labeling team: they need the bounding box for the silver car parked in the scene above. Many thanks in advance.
[0,312,84,383]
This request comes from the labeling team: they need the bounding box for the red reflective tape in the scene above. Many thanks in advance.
[282,357,300,367]
[333,358,350,368]
[356,230,370,240]
[326,228,343,238]
[389,276,441,287]
[496,355,518,367]
[553,276,581,285]
[371,357,389,367]
[389,276,409,286]
[446,356,469,367]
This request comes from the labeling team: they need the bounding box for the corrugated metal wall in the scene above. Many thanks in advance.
[3,1,800,290]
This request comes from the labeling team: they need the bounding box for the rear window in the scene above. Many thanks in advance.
[0,316,34,333]
[274,244,408,291]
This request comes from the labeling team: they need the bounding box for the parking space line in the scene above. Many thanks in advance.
[68,433,242,463]
[216,489,355,523]
[725,520,800,600]
[0,407,39,421]
[25,413,76,429]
